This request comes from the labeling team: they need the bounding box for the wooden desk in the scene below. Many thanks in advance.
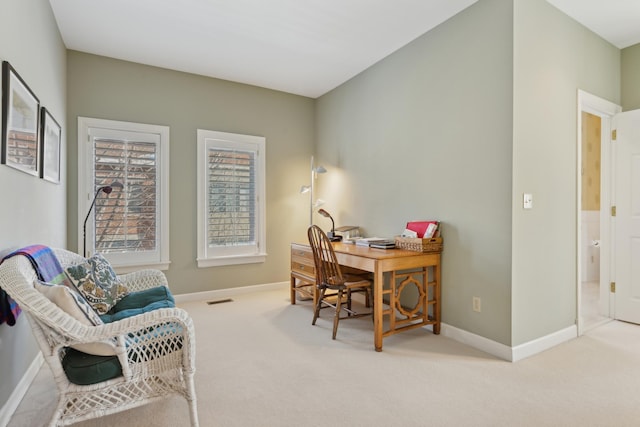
[290,242,442,351]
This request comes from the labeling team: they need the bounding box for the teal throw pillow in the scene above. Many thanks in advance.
[100,286,175,323]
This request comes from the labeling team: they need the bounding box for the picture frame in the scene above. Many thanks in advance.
[40,107,61,183]
[1,61,41,177]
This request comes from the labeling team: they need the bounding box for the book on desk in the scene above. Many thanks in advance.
[353,238,396,249]
[369,241,396,249]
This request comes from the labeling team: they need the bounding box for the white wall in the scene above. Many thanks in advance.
[512,0,620,345]
[65,51,315,295]
[316,0,515,345]
[0,0,67,417]
[622,43,640,111]
[317,0,622,349]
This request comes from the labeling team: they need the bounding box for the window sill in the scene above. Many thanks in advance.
[197,253,267,268]
[112,261,171,274]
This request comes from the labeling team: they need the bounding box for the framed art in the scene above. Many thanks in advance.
[1,61,41,177]
[40,107,61,183]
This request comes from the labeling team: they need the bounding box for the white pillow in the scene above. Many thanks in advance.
[35,280,116,356]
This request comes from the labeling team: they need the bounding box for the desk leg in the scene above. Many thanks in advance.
[433,260,441,334]
[374,268,384,352]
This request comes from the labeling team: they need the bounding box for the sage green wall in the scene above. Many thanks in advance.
[316,0,514,345]
[622,43,640,111]
[0,0,67,416]
[512,0,620,345]
[66,52,315,294]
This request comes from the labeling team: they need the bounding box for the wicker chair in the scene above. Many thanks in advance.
[307,225,373,339]
[0,248,198,427]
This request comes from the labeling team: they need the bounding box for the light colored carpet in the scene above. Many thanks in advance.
[8,287,640,427]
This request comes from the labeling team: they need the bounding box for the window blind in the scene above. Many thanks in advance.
[207,148,255,247]
[93,138,157,253]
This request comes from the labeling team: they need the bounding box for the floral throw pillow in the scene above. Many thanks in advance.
[65,253,128,315]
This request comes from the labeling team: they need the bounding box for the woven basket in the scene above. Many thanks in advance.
[394,236,443,253]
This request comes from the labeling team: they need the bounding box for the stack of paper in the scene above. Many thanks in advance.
[354,238,395,249]
[355,237,384,247]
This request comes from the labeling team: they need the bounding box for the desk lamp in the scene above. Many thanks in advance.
[83,181,123,257]
[318,208,342,241]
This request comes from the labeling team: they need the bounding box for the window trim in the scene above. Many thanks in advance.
[77,117,170,271]
[196,129,267,267]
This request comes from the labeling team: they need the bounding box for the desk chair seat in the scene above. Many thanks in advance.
[307,225,373,339]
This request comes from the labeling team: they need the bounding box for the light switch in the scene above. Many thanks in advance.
[523,193,533,209]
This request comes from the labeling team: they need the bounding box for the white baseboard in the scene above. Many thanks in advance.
[511,324,577,362]
[0,352,43,427]
[435,323,577,362]
[174,281,289,304]
[438,323,513,361]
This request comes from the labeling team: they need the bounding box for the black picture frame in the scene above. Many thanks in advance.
[40,107,61,184]
[1,61,41,177]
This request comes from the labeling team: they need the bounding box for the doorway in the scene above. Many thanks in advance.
[579,110,607,330]
[577,90,621,335]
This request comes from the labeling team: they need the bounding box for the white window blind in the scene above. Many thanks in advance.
[197,129,266,267]
[207,148,256,247]
[78,117,170,271]
[94,137,158,253]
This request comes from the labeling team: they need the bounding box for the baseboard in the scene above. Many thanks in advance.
[437,323,513,361]
[511,324,577,362]
[435,323,578,362]
[174,281,289,304]
[0,352,43,427]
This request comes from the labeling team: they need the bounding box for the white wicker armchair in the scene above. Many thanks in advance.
[0,248,198,427]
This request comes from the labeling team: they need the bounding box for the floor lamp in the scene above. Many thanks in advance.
[300,156,326,226]
[83,181,123,257]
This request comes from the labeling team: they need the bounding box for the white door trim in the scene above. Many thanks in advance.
[576,90,621,335]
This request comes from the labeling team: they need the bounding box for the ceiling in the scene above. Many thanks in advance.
[546,0,640,49]
[49,0,640,99]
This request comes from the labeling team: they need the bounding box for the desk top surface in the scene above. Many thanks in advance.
[294,241,440,260]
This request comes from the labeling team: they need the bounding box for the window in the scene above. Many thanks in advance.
[78,117,170,271]
[197,129,266,267]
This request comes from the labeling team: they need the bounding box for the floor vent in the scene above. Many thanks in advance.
[206,298,233,305]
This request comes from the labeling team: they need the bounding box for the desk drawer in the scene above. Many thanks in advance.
[291,243,316,280]
[291,259,315,278]
[291,244,313,259]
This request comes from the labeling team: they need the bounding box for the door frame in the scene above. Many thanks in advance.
[576,90,621,335]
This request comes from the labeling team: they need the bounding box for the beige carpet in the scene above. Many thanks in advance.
[8,287,640,427]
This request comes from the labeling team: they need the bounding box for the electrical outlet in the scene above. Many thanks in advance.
[473,297,481,313]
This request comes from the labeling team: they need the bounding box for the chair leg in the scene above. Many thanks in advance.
[347,289,352,315]
[185,373,200,427]
[333,289,343,339]
[312,288,325,325]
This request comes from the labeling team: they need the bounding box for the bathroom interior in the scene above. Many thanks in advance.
[581,111,608,330]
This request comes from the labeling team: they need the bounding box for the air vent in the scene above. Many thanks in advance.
[206,298,233,305]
